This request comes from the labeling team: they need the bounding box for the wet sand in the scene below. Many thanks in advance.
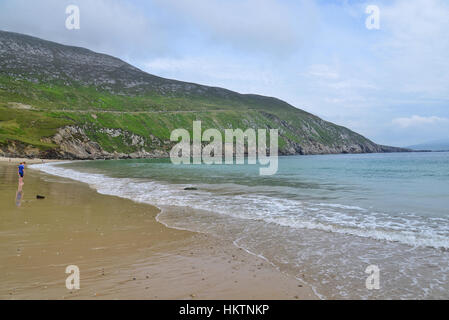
[0,161,317,300]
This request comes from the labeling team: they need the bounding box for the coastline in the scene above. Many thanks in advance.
[0,161,317,300]
[0,157,63,164]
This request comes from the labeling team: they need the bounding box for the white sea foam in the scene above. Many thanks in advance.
[30,162,449,250]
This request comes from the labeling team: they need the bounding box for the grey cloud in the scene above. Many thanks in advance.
[153,0,320,57]
[0,0,169,61]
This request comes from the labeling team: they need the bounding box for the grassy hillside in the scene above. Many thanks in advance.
[0,75,302,152]
[0,31,405,158]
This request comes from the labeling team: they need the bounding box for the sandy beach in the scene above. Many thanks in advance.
[0,157,62,164]
[0,160,317,300]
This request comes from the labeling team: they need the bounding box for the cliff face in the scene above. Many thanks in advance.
[0,30,408,159]
[44,126,169,159]
[0,123,405,160]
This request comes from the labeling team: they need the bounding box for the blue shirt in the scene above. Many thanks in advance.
[18,165,24,175]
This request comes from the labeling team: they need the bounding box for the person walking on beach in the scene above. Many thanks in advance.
[18,162,25,185]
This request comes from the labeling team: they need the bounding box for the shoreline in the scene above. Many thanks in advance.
[0,161,317,300]
[0,148,425,165]
[0,157,63,164]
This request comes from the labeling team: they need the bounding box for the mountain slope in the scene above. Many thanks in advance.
[0,30,407,159]
[407,139,449,151]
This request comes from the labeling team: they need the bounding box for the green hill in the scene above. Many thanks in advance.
[0,30,407,159]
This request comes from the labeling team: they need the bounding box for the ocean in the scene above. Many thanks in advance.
[31,152,449,299]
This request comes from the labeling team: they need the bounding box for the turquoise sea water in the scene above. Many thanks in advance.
[32,152,449,299]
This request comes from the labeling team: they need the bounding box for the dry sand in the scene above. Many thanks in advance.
[0,161,317,300]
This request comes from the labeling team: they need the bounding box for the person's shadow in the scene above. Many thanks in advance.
[16,182,24,207]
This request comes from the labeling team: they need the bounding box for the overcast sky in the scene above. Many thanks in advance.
[1,0,448,147]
